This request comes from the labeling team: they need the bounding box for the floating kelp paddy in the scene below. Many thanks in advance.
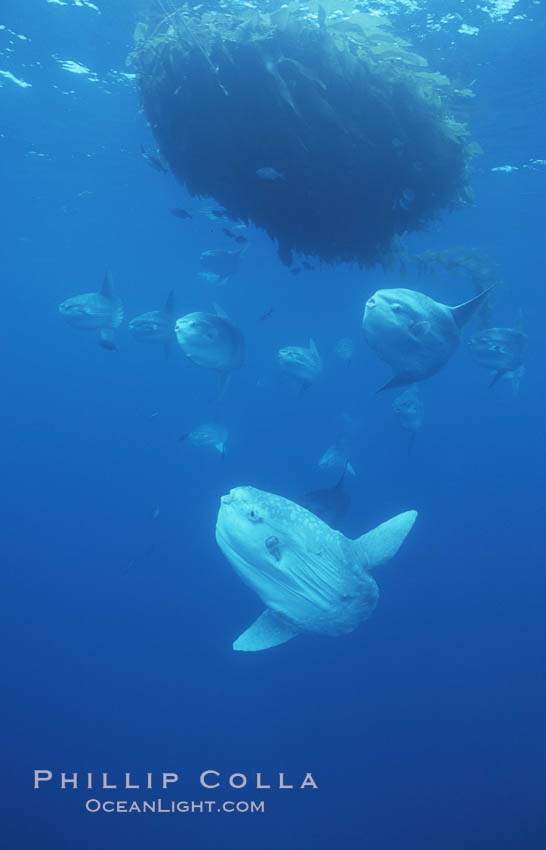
[132,2,479,267]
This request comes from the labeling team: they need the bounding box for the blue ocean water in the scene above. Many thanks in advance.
[2,1,545,848]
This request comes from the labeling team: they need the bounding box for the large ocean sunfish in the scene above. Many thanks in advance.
[362,287,492,390]
[216,486,417,651]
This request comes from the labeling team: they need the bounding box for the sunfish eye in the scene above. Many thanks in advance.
[391,303,402,313]
[248,508,262,523]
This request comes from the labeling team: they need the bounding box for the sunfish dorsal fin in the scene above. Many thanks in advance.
[309,338,319,356]
[164,290,176,315]
[100,270,114,298]
[450,286,495,329]
[353,510,417,571]
[213,302,229,320]
[233,609,298,651]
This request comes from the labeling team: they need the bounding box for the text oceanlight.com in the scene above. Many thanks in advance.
[85,799,265,814]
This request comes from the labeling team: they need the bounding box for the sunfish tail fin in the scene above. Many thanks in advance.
[451,285,495,329]
[233,609,299,651]
[353,510,418,571]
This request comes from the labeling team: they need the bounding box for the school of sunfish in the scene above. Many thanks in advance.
[59,252,524,651]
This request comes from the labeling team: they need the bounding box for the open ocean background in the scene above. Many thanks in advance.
[2,1,545,848]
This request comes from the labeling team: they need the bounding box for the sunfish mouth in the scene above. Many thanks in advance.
[366,296,376,309]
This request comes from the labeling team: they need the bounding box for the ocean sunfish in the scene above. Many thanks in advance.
[180,423,228,457]
[278,338,322,393]
[362,287,492,390]
[128,290,176,356]
[467,322,527,391]
[216,485,417,651]
[175,304,244,391]
[59,270,123,350]
[393,384,424,453]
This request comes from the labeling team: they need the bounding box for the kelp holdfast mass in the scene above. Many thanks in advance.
[132,3,478,267]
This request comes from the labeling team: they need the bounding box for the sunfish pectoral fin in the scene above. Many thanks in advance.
[100,270,114,298]
[99,328,117,350]
[450,285,495,329]
[377,374,413,393]
[233,609,299,652]
[411,320,431,339]
[353,510,418,571]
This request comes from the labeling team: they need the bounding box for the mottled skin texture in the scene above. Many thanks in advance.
[216,486,417,649]
[175,311,244,372]
[217,487,377,637]
[363,288,459,384]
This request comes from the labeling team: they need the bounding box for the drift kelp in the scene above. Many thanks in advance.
[132,2,477,266]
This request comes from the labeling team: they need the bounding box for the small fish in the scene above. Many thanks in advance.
[59,271,123,350]
[333,337,355,364]
[148,410,160,419]
[152,506,161,520]
[392,188,415,211]
[170,208,192,220]
[209,208,226,218]
[259,307,274,321]
[234,235,248,245]
[140,144,168,174]
[278,338,322,393]
[256,167,285,181]
[223,228,236,239]
[393,385,424,454]
[128,291,176,357]
[180,423,228,457]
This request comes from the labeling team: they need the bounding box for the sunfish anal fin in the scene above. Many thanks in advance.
[99,328,117,350]
[233,609,299,652]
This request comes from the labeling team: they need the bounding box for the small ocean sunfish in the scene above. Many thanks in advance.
[467,322,527,391]
[393,385,424,453]
[59,270,123,350]
[128,291,176,356]
[278,338,322,393]
[180,424,228,456]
